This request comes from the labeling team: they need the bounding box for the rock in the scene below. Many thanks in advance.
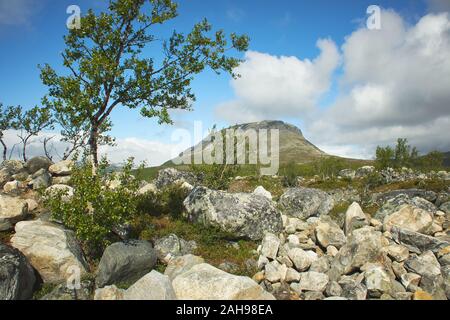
[339,169,356,180]
[96,240,157,288]
[303,291,325,300]
[0,244,37,300]
[364,266,393,298]
[260,233,280,260]
[385,244,409,262]
[123,271,177,300]
[138,183,157,195]
[440,202,450,214]
[315,217,346,249]
[48,160,73,176]
[375,189,437,205]
[288,248,313,272]
[24,156,53,174]
[253,186,272,200]
[51,176,71,185]
[10,220,88,283]
[172,263,275,300]
[287,234,300,246]
[154,234,197,263]
[164,254,205,281]
[94,285,125,300]
[299,272,329,292]
[1,160,24,173]
[0,168,12,187]
[154,168,198,189]
[331,227,388,276]
[3,180,20,195]
[44,184,74,202]
[0,194,28,231]
[383,205,433,234]
[339,276,367,300]
[401,273,421,290]
[40,280,94,300]
[344,202,368,236]
[184,187,282,241]
[285,268,301,282]
[279,188,334,220]
[325,281,342,297]
[264,261,286,283]
[355,166,375,178]
[310,256,330,274]
[405,251,442,277]
[375,194,436,222]
[25,199,38,212]
[327,246,339,257]
[391,226,449,254]
[413,290,434,300]
[257,255,269,270]
[29,169,51,190]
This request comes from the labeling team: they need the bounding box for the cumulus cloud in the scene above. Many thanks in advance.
[215,39,340,123]
[309,10,450,157]
[2,130,186,167]
[426,0,450,13]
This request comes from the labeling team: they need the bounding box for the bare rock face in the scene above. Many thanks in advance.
[279,188,334,220]
[0,244,37,300]
[184,187,283,241]
[0,194,28,231]
[172,263,275,300]
[10,220,89,283]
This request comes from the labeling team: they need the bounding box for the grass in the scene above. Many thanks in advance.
[135,215,258,277]
[0,231,12,244]
[32,283,58,300]
[228,175,285,199]
[372,178,450,194]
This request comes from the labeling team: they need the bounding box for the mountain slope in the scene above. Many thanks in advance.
[167,120,328,166]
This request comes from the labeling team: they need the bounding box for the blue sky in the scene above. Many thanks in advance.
[1,0,449,165]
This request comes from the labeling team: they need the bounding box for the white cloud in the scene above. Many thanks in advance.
[308,10,450,157]
[0,0,42,26]
[426,0,450,13]
[2,130,186,167]
[215,39,340,123]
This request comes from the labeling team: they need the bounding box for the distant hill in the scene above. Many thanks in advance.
[167,120,329,166]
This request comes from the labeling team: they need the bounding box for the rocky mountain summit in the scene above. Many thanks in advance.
[0,157,449,300]
[169,120,327,165]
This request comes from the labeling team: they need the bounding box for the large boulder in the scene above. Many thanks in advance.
[172,263,275,300]
[383,205,433,235]
[164,254,205,281]
[184,187,282,240]
[260,233,281,260]
[0,244,37,300]
[0,168,12,188]
[315,217,346,249]
[96,240,158,288]
[374,194,436,222]
[279,188,334,220]
[24,156,53,174]
[391,226,449,254]
[44,184,74,202]
[355,166,375,178]
[48,160,73,176]
[155,168,198,189]
[10,220,89,283]
[1,160,24,173]
[0,194,28,231]
[29,169,52,190]
[123,271,177,300]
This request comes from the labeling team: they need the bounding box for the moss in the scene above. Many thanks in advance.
[0,231,12,244]
[135,215,258,276]
[372,179,450,194]
[33,283,58,300]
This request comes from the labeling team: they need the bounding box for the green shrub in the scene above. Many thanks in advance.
[191,164,238,190]
[281,162,298,187]
[43,158,141,256]
[136,184,190,219]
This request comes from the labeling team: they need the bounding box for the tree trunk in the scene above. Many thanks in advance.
[22,137,28,162]
[88,124,99,174]
[0,138,7,161]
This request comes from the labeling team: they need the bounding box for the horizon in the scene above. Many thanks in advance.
[1,0,450,166]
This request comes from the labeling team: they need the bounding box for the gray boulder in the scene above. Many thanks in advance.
[0,244,37,300]
[315,217,346,249]
[40,280,94,300]
[153,234,197,263]
[154,168,198,189]
[29,169,52,190]
[391,226,449,254]
[279,187,334,220]
[355,166,375,178]
[184,187,283,240]
[24,156,53,174]
[96,240,157,288]
[0,194,28,232]
[374,194,436,222]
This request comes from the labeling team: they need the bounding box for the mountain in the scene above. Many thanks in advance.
[167,120,329,166]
